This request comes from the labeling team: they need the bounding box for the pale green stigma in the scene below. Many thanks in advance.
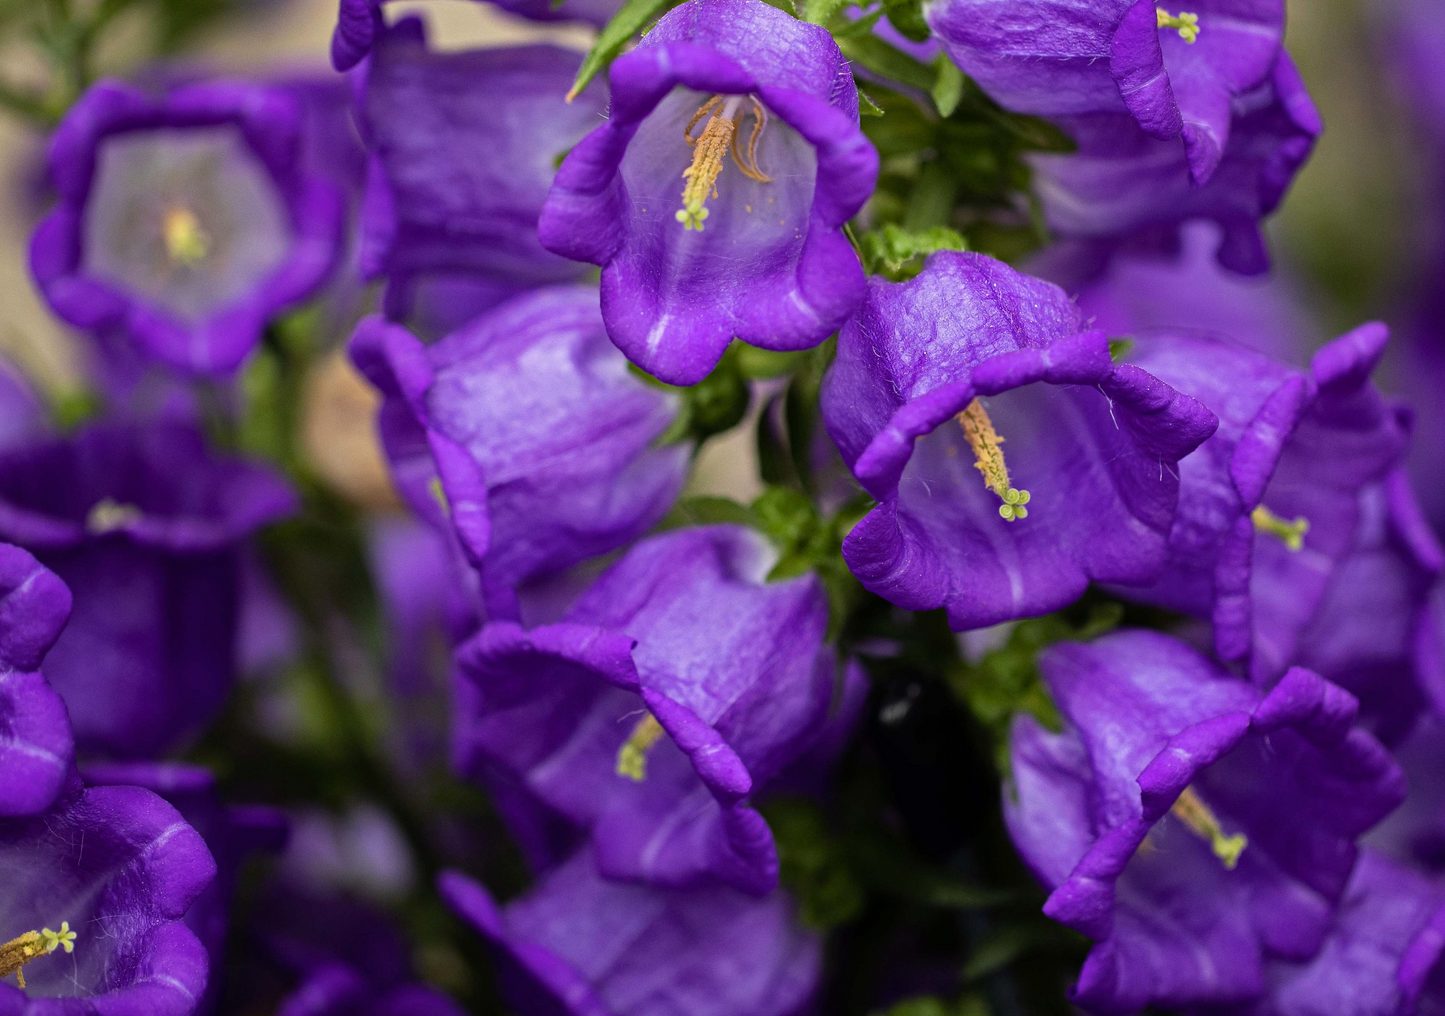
[958,399,1032,523]
[1,922,76,989]
[1171,786,1247,869]
[1156,8,1200,43]
[1252,505,1309,552]
[163,206,210,265]
[86,498,142,535]
[616,712,666,782]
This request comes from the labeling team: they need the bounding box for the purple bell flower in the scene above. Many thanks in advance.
[1006,629,1406,1014]
[452,524,836,895]
[819,250,1216,632]
[925,0,1285,186]
[30,79,346,375]
[1220,850,1445,1016]
[0,545,73,818]
[331,0,623,72]
[1029,53,1320,276]
[1109,323,1411,679]
[80,763,288,1016]
[0,771,216,1014]
[0,422,298,758]
[349,285,689,618]
[356,18,609,319]
[439,849,822,1016]
[538,0,879,385]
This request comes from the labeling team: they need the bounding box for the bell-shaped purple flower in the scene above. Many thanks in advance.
[539,0,879,385]
[30,79,346,375]
[349,285,689,618]
[331,0,622,72]
[1227,850,1445,1016]
[80,763,288,1016]
[0,545,73,818]
[925,0,1285,186]
[356,17,608,319]
[1110,323,1411,678]
[0,422,298,758]
[1006,630,1406,1014]
[452,524,836,895]
[439,849,822,1016]
[819,250,1216,632]
[0,771,216,1014]
[1030,53,1320,276]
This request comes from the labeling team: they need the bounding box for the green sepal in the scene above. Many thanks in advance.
[857,85,885,116]
[930,53,964,117]
[568,0,680,101]
[859,222,967,280]
[1108,336,1135,362]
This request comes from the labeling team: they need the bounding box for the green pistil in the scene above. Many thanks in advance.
[1252,505,1309,552]
[1156,8,1200,43]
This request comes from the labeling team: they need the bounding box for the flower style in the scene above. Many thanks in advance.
[0,769,216,1014]
[0,422,298,757]
[30,79,346,375]
[440,849,822,1016]
[1229,850,1445,1016]
[349,286,689,618]
[925,0,1286,187]
[1006,630,1406,1014]
[452,525,836,895]
[1110,322,1411,676]
[819,250,1216,632]
[1029,53,1320,276]
[0,545,73,818]
[80,763,288,1016]
[538,0,879,385]
[355,18,608,317]
[331,0,622,72]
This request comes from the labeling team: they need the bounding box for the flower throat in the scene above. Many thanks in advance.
[676,94,772,232]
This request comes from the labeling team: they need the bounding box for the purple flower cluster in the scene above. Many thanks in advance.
[6,0,1444,1012]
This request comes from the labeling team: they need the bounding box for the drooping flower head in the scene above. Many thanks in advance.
[1006,630,1405,1014]
[440,850,822,1016]
[452,524,836,895]
[0,769,216,1014]
[1109,322,1411,680]
[0,544,72,818]
[349,285,689,618]
[539,0,879,385]
[30,79,346,375]
[356,18,608,321]
[925,0,1286,186]
[80,763,289,1016]
[331,0,623,72]
[0,422,298,757]
[1029,53,1320,277]
[819,250,1216,632]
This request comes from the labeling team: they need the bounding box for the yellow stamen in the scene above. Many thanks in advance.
[957,399,1031,522]
[1251,505,1309,552]
[1,923,76,990]
[676,95,772,232]
[1170,787,1246,869]
[163,207,210,266]
[1156,8,1200,43]
[86,498,142,535]
[616,712,667,782]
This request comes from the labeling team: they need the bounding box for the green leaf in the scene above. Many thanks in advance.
[763,799,865,930]
[568,0,678,101]
[834,32,936,95]
[859,223,968,280]
[931,54,964,117]
[879,0,929,41]
[660,495,757,530]
[638,343,751,446]
[802,0,851,26]
[961,925,1040,982]
[857,86,885,117]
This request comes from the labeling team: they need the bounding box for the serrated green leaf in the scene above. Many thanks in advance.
[568,0,677,101]
[931,54,964,117]
[859,222,967,280]
[802,0,851,25]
